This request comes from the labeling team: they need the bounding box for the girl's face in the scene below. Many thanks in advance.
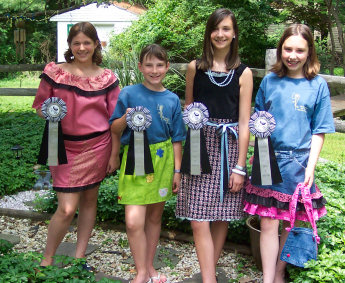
[70,32,98,64]
[138,55,169,91]
[281,35,309,78]
[210,16,235,51]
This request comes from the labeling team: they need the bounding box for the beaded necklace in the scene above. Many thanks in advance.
[207,69,235,87]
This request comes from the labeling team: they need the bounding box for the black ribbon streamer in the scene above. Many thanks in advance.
[125,130,154,175]
[38,120,67,165]
[181,128,211,174]
[251,136,282,185]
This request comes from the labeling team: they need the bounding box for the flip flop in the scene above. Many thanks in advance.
[151,273,170,283]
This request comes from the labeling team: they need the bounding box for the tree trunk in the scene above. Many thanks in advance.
[327,21,336,75]
[328,0,345,76]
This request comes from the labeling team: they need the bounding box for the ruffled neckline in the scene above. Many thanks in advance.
[43,62,117,91]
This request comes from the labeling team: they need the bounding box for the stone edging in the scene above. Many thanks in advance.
[0,207,251,256]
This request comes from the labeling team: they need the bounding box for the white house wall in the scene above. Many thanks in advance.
[51,3,141,63]
[56,22,132,62]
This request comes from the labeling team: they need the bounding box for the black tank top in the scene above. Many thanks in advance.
[193,63,247,121]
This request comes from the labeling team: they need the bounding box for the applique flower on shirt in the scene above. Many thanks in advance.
[156,148,164,158]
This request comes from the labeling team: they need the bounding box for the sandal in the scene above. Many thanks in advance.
[151,273,169,283]
[81,262,96,272]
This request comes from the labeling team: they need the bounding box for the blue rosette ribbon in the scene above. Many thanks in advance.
[249,111,282,186]
[181,102,211,175]
[38,97,68,166]
[125,106,154,176]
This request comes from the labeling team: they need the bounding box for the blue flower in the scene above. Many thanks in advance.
[156,148,164,158]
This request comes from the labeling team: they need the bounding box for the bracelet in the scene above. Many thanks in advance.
[235,164,246,171]
[232,168,246,176]
[174,169,181,173]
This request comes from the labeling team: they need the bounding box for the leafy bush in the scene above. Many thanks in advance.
[0,96,45,197]
[287,162,345,282]
[0,239,112,282]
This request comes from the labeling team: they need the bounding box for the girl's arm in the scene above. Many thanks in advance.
[184,60,196,107]
[229,67,253,193]
[107,109,131,173]
[304,133,325,187]
[172,141,183,193]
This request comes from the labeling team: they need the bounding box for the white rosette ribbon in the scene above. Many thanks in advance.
[249,111,281,186]
[182,102,209,175]
[40,97,67,166]
[126,106,152,176]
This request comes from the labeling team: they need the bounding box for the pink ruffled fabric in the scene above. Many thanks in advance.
[43,62,116,91]
[245,182,324,203]
[243,201,327,222]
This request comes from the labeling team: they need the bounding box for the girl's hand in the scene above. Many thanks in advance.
[304,166,315,188]
[107,155,120,174]
[229,172,245,193]
[172,173,181,194]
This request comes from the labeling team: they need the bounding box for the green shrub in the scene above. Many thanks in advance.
[287,162,345,282]
[0,240,99,282]
[0,96,45,197]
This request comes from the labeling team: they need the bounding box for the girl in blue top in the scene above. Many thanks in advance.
[109,44,186,283]
[244,24,335,283]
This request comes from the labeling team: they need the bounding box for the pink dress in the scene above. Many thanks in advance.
[32,62,120,192]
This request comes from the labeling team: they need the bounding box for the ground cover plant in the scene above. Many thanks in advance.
[0,239,118,282]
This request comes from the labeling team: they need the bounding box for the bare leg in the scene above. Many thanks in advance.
[75,186,99,258]
[145,202,167,282]
[125,205,150,283]
[274,221,289,283]
[191,221,217,283]
[260,217,280,283]
[210,221,228,265]
[41,192,80,266]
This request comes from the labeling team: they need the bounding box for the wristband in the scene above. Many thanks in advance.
[174,169,181,173]
[235,164,246,171]
[232,168,246,176]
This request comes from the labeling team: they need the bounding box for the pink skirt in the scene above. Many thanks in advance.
[50,131,111,192]
[243,183,327,222]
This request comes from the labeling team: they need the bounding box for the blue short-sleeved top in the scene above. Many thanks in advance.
[109,84,186,145]
[255,73,335,151]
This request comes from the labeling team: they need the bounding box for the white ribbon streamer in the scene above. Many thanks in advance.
[190,129,201,175]
[257,138,272,185]
[134,131,145,176]
[47,122,59,166]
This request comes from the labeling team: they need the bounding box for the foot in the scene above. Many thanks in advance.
[150,273,168,283]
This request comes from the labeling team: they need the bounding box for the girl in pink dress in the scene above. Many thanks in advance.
[32,22,120,269]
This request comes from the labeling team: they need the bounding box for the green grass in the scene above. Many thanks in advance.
[321,132,345,164]
[250,133,344,164]
[0,72,41,88]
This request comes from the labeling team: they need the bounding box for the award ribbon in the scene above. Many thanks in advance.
[181,102,211,176]
[38,97,67,166]
[125,106,154,176]
[249,111,282,186]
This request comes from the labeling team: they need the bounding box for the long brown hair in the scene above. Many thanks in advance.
[198,8,240,71]
[64,22,102,65]
[271,24,320,80]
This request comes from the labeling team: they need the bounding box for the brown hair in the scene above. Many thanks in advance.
[64,22,102,65]
[139,44,168,65]
[271,24,320,80]
[198,8,240,71]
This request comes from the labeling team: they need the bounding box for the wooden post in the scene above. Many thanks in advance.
[265,49,277,74]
